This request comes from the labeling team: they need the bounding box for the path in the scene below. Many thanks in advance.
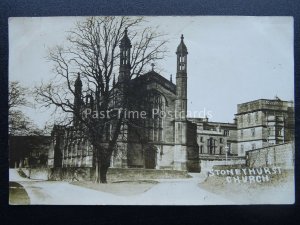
[9,169,234,205]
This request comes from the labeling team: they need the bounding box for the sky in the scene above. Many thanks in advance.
[9,16,294,128]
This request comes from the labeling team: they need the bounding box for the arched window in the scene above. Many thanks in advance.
[146,91,165,142]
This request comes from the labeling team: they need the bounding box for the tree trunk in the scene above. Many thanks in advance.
[96,161,101,183]
[96,160,109,183]
[95,149,110,184]
[100,164,109,183]
[94,130,117,183]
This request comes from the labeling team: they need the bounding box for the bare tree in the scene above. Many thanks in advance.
[35,16,168,183]
[9,81,28,109]
[9,81,41,136]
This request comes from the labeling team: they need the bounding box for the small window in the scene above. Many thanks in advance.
[200,136,203,143]
[200,145,203,154]
[219,146,223,154]
[241,145,244,155]
[220,138,223,143]
[255,112,259,122]
[247,114,251,123]
[226,143,231,153]
[252,143,256,150]
[224,130,230,136]
[240,130,244,138]
[239,116,243,123]
[251,128,255,137]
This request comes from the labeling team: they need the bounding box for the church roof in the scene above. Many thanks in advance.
[132,70,176,94]
[176,34,188,54]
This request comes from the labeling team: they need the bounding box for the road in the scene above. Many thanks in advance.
[9,169,234,205]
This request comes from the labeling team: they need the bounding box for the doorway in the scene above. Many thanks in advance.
[144,145,157,169]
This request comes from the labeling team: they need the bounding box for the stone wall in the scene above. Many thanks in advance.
[22,168,49,180]
[246,142,294,169]
[200,155,246,174]
[157,145,175,169]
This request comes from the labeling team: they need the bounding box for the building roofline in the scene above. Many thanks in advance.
[132,70,176,94]
[187,117,236,126]
[235,108,293,116]
[237,98,294,107]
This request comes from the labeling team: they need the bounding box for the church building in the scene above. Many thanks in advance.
[48,31,200,172]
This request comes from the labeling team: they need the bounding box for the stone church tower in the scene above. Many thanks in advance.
[174,35,189,170]
[118,28,131,88]
[113,28,133,167]
[73,73,82,127]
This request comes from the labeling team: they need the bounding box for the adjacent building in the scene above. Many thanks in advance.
[188,117,238,156]
[235,97,294,156]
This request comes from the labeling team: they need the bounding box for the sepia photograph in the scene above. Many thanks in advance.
[8,16,295,205]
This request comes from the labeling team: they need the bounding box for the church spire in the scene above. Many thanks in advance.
[74,72,82,127]
[176,34,188,73]
[113,74,116,87]
[175,34,188,119]
[75,72,82,89]
[119,28,132,83]
[119,27,132,67]
[174,34,189,171]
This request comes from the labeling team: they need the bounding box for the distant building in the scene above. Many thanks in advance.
[188,117,238,156]
[235,98,294,156]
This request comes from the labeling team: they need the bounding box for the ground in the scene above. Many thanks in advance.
[9,169,294,205]
[9,182,30,205]
[70,180,158,196]
[9,169,233,205]
[199,170,295,204]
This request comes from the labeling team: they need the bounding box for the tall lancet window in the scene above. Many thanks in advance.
[125,49,131,65]
[146,91,165,142]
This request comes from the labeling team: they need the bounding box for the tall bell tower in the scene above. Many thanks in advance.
[118,28,132,84]
[174,34,188,170]
[74,72,82,127]
[114,28,132,168]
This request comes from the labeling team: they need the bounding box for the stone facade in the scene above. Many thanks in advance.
[235,98,294,156]
[199,155,246,174]
[48,126,94,168]
[188,117,238,156]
